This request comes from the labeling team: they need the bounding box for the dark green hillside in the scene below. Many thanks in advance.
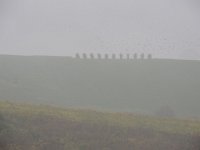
[0,55,200,117]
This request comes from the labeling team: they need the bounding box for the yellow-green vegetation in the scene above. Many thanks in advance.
[0,101,200,150]
[1,101,200,135]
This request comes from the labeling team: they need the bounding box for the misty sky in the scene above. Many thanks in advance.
[0,0,200,59]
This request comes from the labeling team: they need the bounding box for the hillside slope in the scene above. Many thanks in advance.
[0,101,200,150]
[0,55,200,117]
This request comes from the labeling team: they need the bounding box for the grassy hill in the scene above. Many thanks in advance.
[0,55,200,118]
[0,101,200,150]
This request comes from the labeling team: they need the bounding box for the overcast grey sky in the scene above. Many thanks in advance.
[0,0,200,59]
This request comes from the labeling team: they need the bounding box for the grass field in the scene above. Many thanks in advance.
[0,101,200,150]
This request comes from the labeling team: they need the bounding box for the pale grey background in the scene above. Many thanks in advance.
[0,0,200,59]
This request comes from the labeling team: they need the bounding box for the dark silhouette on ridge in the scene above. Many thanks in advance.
[126,54,130,60]
[75,53,80,59]
[112,54,116,59]
[90,53,94,59]
[140,53,145,59]
[83,53,87,59]
[148,54,152,59]
[97,53,102,59]
[133,53,138,59]
[119,53,123,60]
[105,54,109,59]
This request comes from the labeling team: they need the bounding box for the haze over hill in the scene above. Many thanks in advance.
[1,1,200,149]
[0,0,200,59]
[0,55,200,118]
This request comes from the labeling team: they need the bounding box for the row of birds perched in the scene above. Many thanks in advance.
[75,53,153,60]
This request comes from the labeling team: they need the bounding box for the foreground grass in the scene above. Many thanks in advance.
[0,101,200,150]
[1,101,200,135]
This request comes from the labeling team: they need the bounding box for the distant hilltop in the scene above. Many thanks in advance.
[74,53,153,60]
[0,55,200,118]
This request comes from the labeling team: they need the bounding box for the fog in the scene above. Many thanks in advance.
[1,1,200,149]
[0,0,200,59]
